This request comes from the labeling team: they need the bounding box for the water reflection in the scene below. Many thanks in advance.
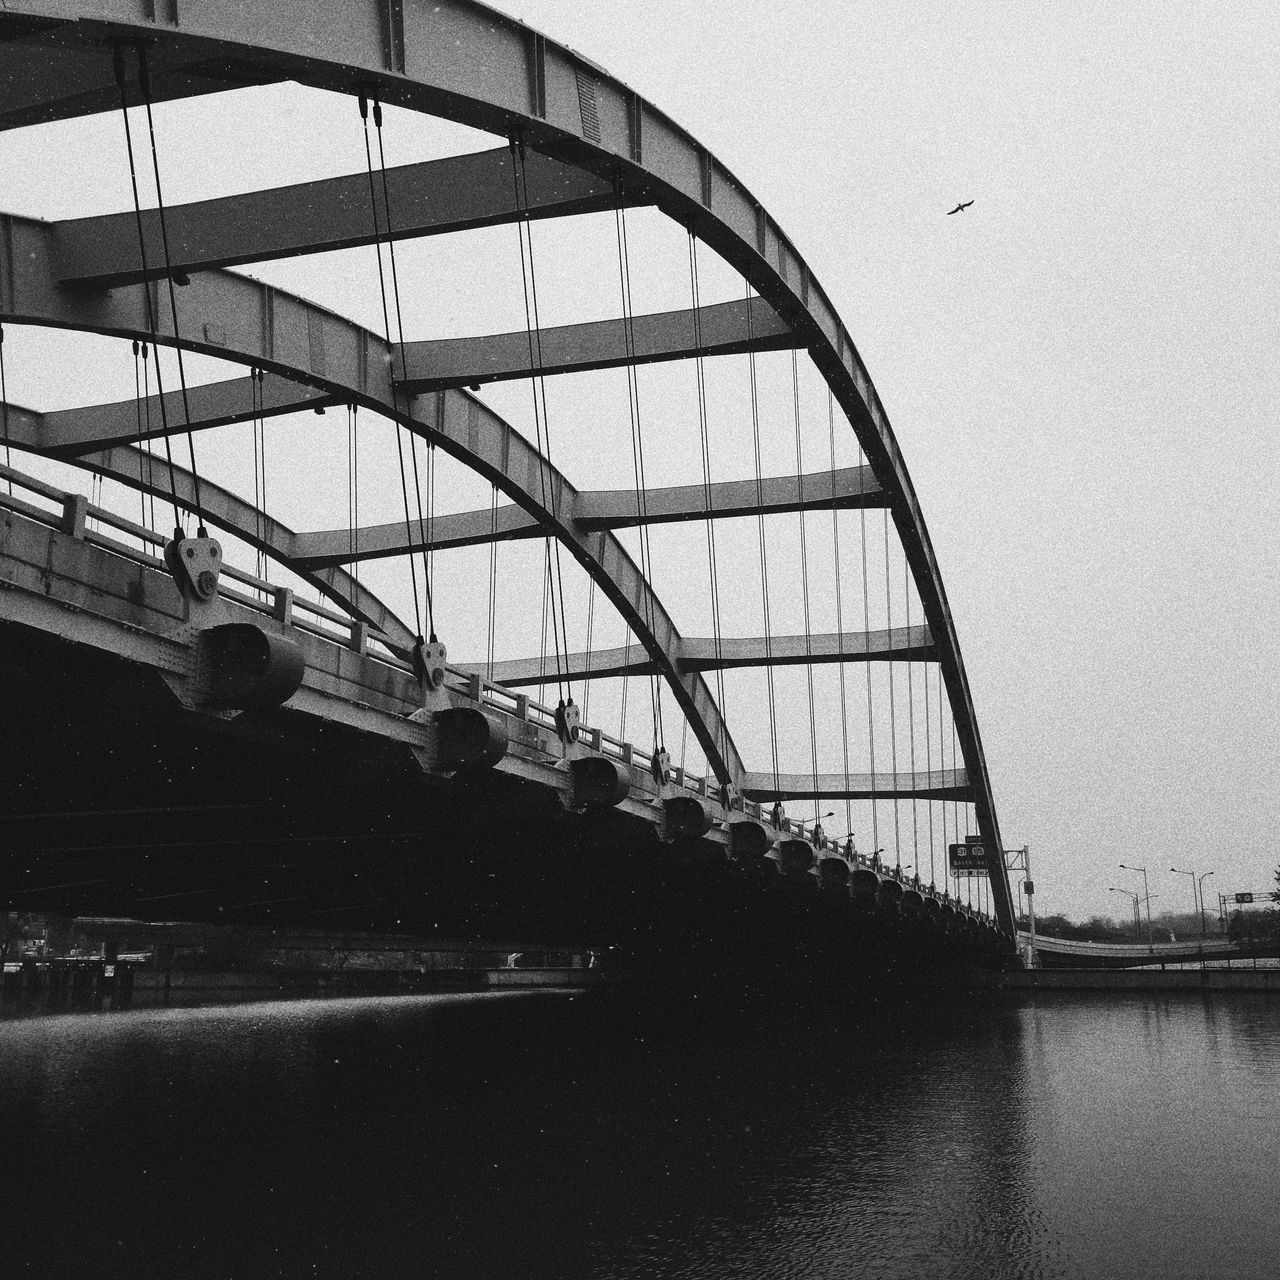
[3,991,1278,1279]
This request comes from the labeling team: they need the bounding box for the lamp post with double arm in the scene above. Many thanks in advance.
[1108,887,1141,943]
[1171,866,1198,928]
[1119,863,1153,948]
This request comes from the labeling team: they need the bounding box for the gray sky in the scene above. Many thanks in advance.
[3,1,1277,923]
[488,0,1280,921]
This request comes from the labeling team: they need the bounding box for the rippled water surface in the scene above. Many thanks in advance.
[3,989,1278,1278]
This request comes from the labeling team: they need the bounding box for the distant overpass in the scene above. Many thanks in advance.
[1021,933,1280,970]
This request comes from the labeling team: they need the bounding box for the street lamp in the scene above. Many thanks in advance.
[1198,871,1215,937]
[1108,887,1141,942]
[1119,863,1153,947]
[1171,866,1198,926]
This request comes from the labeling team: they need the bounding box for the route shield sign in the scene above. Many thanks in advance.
[948,842,988,878]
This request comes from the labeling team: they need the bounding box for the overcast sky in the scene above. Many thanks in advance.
[480,0,1280,921]
[3,1,1277,925]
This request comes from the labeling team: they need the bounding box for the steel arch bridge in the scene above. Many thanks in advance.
[0,0,1015,954]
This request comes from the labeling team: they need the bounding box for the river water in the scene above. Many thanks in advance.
[3,988,1277,1279]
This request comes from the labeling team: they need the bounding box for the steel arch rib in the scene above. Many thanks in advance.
[0,401,418,654]
[0,218,748,786]
[0,2,1011,933]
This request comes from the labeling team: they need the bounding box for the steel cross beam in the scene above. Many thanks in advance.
[51,148,631,288]
[477,625,935,687]
[35,373,337,458]
[741,770,970,803]
[0,219,747,785]
[573,465,886,530]
[397,297,796,392]
[292,465,886,566]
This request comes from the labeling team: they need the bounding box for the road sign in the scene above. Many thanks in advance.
[1234,892,1255,904]
[949,842,988,878]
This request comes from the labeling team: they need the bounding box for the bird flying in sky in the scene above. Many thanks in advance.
[947,200,974,215]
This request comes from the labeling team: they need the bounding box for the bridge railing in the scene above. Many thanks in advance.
[0,468,997,924]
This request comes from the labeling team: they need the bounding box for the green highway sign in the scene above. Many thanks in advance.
[948,842,988,878]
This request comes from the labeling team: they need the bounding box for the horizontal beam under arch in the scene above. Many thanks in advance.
[291,464,884,567]
[741,770,970,803]
[683,626,934,670]
[53,148,631,289]
[396,296,796,393]
[473,625,935,687]
[574,465,885,530]
[37,372,337,459]
[0,224,747,785]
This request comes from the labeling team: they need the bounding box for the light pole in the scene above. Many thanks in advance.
[1171,866,1198,928]
[1108,887,1141,942]
[1198,871,1215,937]
[1119,863,1153,947]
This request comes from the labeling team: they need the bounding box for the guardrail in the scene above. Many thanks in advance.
[0,467,995,925]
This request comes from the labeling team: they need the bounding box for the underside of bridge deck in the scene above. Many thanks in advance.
[0,621,1009,980]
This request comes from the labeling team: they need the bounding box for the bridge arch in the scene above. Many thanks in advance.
[0,2,1012,930]
[0,245,752,782]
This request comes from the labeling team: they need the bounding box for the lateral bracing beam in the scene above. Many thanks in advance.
[396,296,796,393]
[291,464,885,567]
[741,769,970,802]
[574,464,885,529]
[53,148,630,288]
[477,625,935,687]
[37,374,336,458]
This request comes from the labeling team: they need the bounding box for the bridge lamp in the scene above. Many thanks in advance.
[1108,887,1141,943]
[1118,863,1154,948]
[1170,866,1199,924]
[1198,871,1215,937]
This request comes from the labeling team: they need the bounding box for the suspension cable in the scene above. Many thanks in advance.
[828,391,853,843]
[358,94,423,642]
[510,134,571,705]
[614,201,663,752]
[113,47,181,534]
[859,445,877,854]
[0,324,10,494]
[138,342,157,533]
[792,351,820,817]
[132,339,146,530]
[518,144,574,703]
[924,614,935,887]
[252,366,270,586]
[487,483,499,683]
[347,403,360,584]
[539,548,551,688]
[906,557,918,880]
[135,46,205,533]
[883,510,900,870]
[373,100,435,639]
[619,612,631,745]
[687,231,728,781]
[938,663,948,893]
[746,284,780,794]
[582,576,596,728]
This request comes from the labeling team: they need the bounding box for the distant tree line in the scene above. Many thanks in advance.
[1020,910,1221,945]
